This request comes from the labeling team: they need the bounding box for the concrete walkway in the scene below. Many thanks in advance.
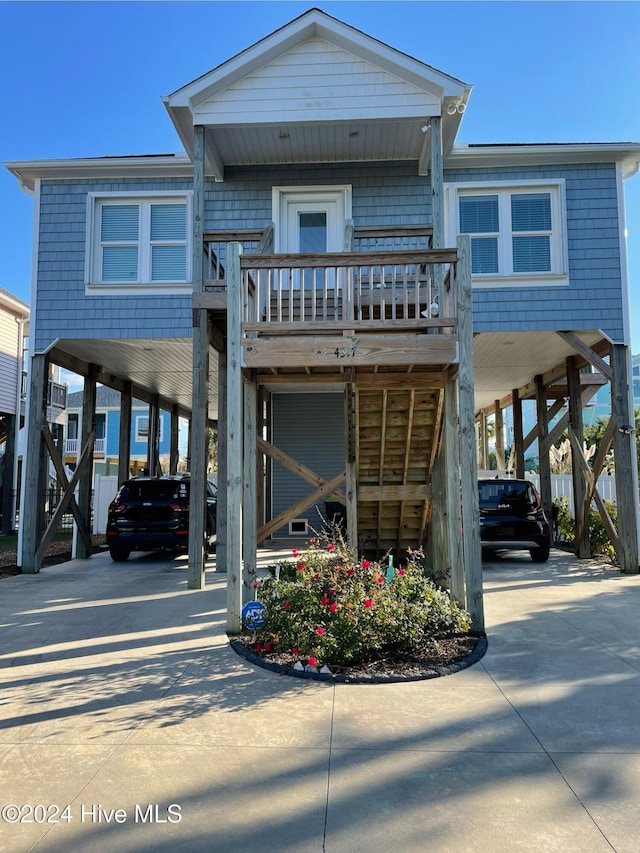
[1,547,639,852]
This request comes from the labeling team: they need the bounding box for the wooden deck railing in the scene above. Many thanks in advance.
[201,225,457,334]
[240,248,457,333]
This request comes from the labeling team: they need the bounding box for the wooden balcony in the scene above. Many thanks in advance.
[194,226,460,371]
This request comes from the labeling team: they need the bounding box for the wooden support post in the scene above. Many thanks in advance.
[535,374,553,525]
[242,373,257,603]
[512,390,525,478]
[216,347,227,572]
[344,379,358,551]
[20,354,47,572]
[118,381,132,485]
[567,356,590,556]
[430,114,445,315]
[457,236,483,633]
[479,412,489,470]
[257,386,267,535]
[148,394,161,476]
[227,241,244,632]
[445,367,465,606]
[76,365,97,559]
[611,344,640,573]
[170,404,179,474]
[494,401,504,471]
[187,124,208,590]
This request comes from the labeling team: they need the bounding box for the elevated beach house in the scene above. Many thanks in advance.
[6,8,640,633]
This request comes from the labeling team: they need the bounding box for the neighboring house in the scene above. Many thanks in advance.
[63,385,187,476]
[6,9,640,632]
[0,287,29,533]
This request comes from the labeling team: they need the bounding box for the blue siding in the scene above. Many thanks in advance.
[445,162,623,340]
[35,178,194,351]
[272,393,345,538]
[35,160,625,350]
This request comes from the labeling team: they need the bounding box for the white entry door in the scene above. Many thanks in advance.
[273,186,351,288]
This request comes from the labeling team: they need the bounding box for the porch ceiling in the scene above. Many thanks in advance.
[48,329,607,422]
[49,338,219,420]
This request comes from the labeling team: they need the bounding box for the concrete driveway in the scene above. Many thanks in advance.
[1,547,639,852]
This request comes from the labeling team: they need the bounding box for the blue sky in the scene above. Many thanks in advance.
[2,0,640,354]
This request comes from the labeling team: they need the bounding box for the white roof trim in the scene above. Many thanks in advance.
[446,143,640,179]
[4,155,193,192]
[166,9,468,110]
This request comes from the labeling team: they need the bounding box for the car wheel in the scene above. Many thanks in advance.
[109,546,131,562]
[530,544,550,563]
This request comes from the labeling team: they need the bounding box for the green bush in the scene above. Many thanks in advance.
[254,535,472,669]
[553,496,618,563]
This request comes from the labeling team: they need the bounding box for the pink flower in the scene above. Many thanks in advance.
[328,588,335,595]
[362,559,371,569]
[313,573,320,580]
[291,646,299,655]
[321,596,330,605]
[346,568,354,577]
[329,603,337,613]
[252,581,258,589]
[255,643,262,654]
[292,548,300,558]
[376,576,384,585]
[307,656,317,668]
[283,601,290,610]
[397,568,406,577]
[364,598,373,609]
[327,544,336,552]
[264,642,271,652]
[297,562,305,572]
[315,626,326,635]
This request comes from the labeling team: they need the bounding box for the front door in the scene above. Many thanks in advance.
[274,186,351,288]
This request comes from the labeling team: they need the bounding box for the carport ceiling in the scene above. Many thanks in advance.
[50,329,607,419]
[472,329,606,412]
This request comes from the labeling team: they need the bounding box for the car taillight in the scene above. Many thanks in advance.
[169,501,189,512]
[108,501,126,514]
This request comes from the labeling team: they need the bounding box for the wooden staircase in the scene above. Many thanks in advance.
[356,383,444,556]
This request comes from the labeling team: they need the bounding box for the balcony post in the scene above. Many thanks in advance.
[457,235,484,633]
[226,241,244,632]
[188,123,208,589]
[430,115,445,316]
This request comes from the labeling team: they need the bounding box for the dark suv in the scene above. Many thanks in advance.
[106,475,217,562]
[478,478,551,563]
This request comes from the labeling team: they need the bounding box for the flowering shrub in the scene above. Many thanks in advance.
[255,535,472,668]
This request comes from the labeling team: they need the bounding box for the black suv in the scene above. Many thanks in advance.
[106,475,217,562]
[478,478,551,563]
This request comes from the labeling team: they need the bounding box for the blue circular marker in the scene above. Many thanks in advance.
[242,600,267,630]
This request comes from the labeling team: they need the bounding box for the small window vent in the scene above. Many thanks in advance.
[288,518,308,536]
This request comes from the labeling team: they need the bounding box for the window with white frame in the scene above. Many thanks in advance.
[135,414,164,443]
[454,183,565,280]
[89,195,190,286]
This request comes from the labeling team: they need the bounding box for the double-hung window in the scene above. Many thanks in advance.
[89,194,191,289]
[454,183,565,283]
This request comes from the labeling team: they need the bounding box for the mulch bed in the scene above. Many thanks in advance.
[231,632,487,683]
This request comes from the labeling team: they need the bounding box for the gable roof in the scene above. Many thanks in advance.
[163,8,471,178]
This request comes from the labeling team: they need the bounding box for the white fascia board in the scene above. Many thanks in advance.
[0,287,29,318]
[446,143,640,177]
[4,155,193,193]
[166,9,467,111]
